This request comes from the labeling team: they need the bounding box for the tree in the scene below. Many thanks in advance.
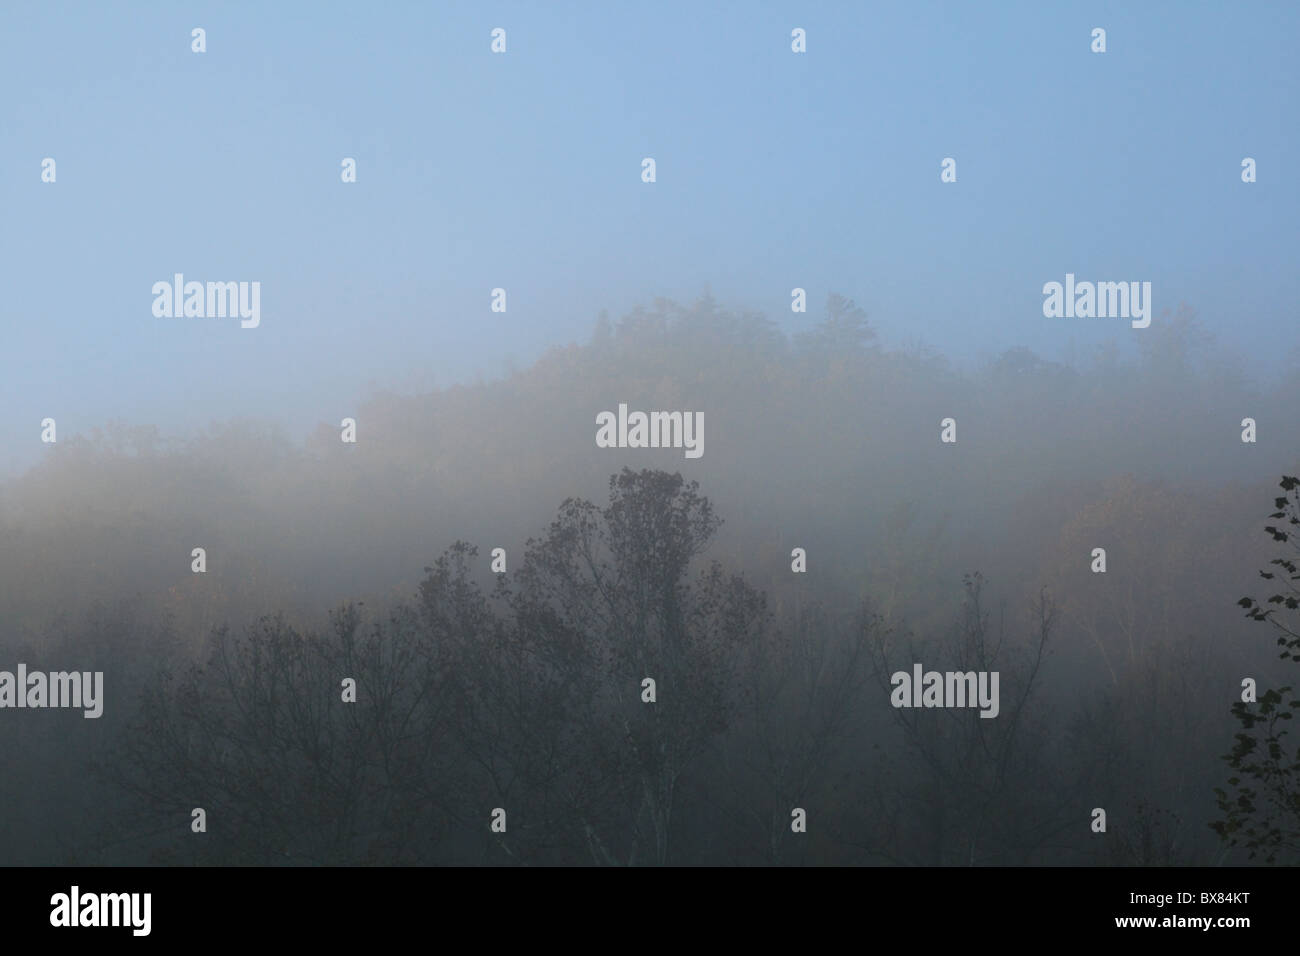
[112,605,457,864]
[1213,475,1300,862]
[866,574,1062,864]
[795,293,876,359]
[727,599,880,864]
[114,469,770,866]
[509,468,765,864]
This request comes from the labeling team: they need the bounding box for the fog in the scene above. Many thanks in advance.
[2,2,1299,865]
[2,293,1298,863]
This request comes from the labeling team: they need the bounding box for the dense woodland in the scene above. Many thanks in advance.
[2,294,1298,865]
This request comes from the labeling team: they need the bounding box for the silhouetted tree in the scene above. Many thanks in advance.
[1213,475,1300,862]
[866,574,1061,864]
[509,468,764,864]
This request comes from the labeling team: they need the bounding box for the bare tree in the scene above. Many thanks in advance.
[866,574,1063,864]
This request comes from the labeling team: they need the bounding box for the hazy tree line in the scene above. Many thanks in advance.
[0,294,1297,863]
[103,469,1168,864]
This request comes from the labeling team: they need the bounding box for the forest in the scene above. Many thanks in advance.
[1,293,1297,865]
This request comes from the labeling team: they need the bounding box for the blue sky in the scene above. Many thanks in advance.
[2,0,1297,475]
